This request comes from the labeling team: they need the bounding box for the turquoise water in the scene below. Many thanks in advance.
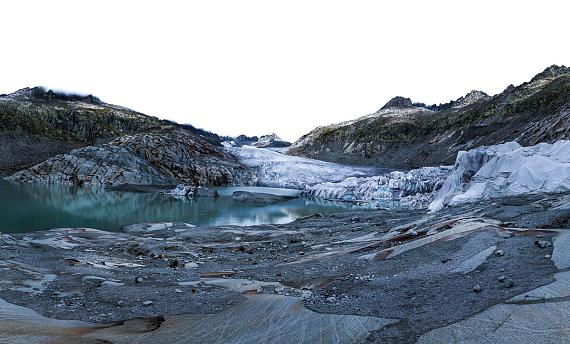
[0,180,374,233]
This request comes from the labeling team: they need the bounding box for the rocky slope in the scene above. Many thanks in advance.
[0,87,226,177]
[0,87,164,144]
[8,128,255,187]
[287,65,570,169]
[1,88,256,186]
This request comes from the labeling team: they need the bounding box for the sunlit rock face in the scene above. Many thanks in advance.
[304,166,452,208]
[430,140,570,211]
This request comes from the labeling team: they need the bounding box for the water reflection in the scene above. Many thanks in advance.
[0,181,377,233]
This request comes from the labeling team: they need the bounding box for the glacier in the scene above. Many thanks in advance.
[303,166,452,208]
[429,140,570,211]
[226,146,380,189]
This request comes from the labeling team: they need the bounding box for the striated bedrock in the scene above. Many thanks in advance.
[8,145,172,186]
[430,140,570,211]
[287,65,570,169]
[8,129,256,187]
[111,129,255,186]
[304,166,452,208]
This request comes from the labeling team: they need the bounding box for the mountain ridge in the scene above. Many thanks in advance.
[287,65,570,169]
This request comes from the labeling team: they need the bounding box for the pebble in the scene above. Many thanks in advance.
[535,240,552,248]
[495,250,505,257]
[545,254,551,259]
[498,275,506,282]
[184,262,198,269]
[142,300,154,306]
[174,289,183,293]
[473,284,482,293]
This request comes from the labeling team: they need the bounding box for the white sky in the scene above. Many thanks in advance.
[1,1,569,142]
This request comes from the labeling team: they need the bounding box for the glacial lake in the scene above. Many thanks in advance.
[0,180,383,233]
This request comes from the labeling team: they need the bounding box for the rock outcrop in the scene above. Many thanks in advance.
[111,128,255,186]
[231,191,295,204]
[430,140,570,211]
[8,128,256,187]
[8,145,171,186]
[287,65,570,169]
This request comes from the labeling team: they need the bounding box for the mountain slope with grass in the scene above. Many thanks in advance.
[287,65,570,169]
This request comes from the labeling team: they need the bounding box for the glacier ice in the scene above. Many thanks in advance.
[304,166,452,208]
[227,146,379,189]
[429,140,570,211]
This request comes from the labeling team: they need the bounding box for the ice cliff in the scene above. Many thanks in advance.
[304,167,452,208]
[429,140,570,211]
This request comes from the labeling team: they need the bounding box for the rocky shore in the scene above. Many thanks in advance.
[2,192,570,343]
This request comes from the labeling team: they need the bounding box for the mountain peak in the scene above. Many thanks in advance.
[452,90,490,108]
[6,86,102,104]
[381,96,414,110]
[530,64,570,82]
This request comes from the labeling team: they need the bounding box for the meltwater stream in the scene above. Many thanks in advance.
[0,180,379,233]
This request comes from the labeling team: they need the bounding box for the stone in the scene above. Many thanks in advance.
[142,301,154,306]
[495,249,505,256]
[473,284,482,293]
[535,240,552,248]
